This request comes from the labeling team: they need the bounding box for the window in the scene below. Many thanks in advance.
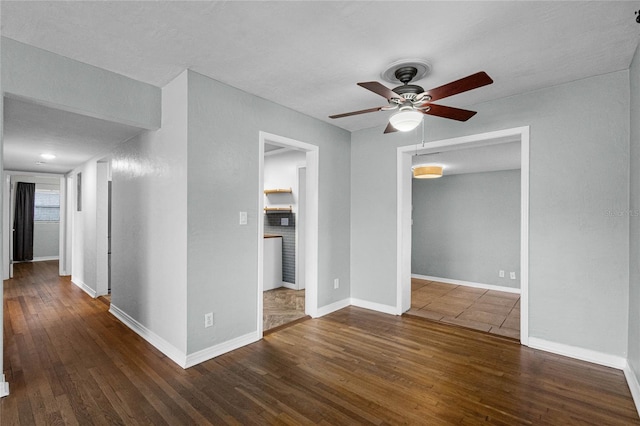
[34,190,60,222]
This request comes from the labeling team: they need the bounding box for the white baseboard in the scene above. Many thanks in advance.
[32,256,60,262]
[71,278,97,299]
[623,362,640,417]
[528,337,626,369]
[184,331,260,368]
[350,298,399,315]
[109,304,187,368]
[315,298,350,317]
[412,274,520,294]
[281,281,297,290]
[0,375,9,398]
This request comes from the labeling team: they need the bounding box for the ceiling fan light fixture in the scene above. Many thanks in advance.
[389,109,423,132]
[413,165,443,179]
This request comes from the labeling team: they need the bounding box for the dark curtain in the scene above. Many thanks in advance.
[14,182,35,261]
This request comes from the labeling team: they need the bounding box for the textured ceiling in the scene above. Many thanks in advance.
[1,1,639,172]
[3,97,143,174]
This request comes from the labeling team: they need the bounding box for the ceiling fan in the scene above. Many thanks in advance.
[329,66,493,134]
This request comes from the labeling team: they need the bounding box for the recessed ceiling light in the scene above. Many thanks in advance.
[40,153,56,160]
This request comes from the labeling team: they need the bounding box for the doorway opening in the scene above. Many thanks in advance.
[396,126,530,345]
[258,131,319,335]
[3,171,67,280]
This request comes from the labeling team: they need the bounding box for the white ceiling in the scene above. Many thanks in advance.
[1,1,639,173]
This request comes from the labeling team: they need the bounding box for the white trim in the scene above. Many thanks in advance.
[397,149,412,314]
[109,304,187,368]
[281,281,297,290]
[32,256,60,262]
[411,274,521,294]
[315,298,351,317]
[0,375,9,398]
[71,278,97,299]
[623,362,640,417]
[184,331,260,369]
[396,126,530,345]
[528,337,626,369]
[350,298,399,316]
[520,127,530,346]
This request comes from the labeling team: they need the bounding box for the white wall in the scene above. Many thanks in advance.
[352,70,630,358]
[263,149,306,212]
[69,162,97,297]
[110,71,189,358]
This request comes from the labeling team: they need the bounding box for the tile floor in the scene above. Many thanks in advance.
[263,287,306,331]
[407,278,520,339]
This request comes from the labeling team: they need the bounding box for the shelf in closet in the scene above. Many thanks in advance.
[264,188,292,195]
[264,206,292,213]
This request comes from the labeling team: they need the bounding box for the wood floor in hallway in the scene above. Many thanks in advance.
[2,261,639,424]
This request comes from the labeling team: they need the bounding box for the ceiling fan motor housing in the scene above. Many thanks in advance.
[393,84,424,99]
[392,66,424,99]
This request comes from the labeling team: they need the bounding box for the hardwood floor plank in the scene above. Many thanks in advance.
[3,261,639,424]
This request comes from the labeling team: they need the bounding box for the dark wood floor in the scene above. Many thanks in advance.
[3,261,639,424]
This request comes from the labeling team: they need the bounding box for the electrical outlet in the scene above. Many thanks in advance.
[239,211,247,225]
[510,272,516,280]
[204,312,214,328]
[499,270,505,278]
[281,217,289,226]
[334,278,339,289]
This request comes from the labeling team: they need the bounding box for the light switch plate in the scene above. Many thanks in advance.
[239,211,247,225]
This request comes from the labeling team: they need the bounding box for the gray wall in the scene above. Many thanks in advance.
[110,71,188,355]
[1,37,160,130]
[352,70,630,357]
[33,222,59,258]
[412,170,520,289]
[628,43,640,384]
[186,71,351,354]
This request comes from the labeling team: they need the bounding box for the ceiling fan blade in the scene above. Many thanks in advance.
[420,71,493,103]
[384,122,398,134]
[422,104,477,121]
[329,106,385,119]
[358,81,402,101]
